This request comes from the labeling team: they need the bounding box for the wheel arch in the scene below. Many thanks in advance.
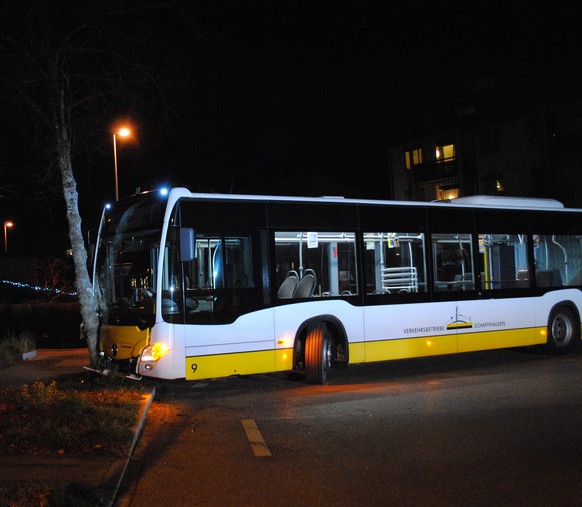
[293,314,349,371]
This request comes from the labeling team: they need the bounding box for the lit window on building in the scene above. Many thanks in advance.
[436,186,459,201]
[405,148,423,169]
[435,144,455,162]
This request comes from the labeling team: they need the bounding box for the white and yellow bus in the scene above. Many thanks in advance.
[93,188,582,383]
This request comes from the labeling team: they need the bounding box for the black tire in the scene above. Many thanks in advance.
[305,323,332,384]
[545,306,580,355]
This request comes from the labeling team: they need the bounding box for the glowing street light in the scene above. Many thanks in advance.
[113,127,131,201]
[3,220,14,254]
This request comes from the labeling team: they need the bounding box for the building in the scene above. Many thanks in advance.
[388,77,582,207]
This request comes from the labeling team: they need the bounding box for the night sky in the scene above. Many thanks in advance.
[1,2,581,257]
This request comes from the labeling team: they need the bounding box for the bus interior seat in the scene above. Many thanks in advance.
[293,270,316,298]
[277,270,299,298]
[303,268,316,279]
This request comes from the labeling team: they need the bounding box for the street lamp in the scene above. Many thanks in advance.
[113,127,131,201]
[3,220,14,254]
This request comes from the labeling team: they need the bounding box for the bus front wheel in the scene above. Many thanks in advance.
[545,306,579,355]
[305,323,332,384]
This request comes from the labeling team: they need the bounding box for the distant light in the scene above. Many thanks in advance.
[104,203,111,210]
[0,278,77,296]
[159,187,169,196]
[118,127,131,137]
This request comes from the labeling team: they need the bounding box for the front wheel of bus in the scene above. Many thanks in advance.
[546,306,579,355]
[305,323,332,384]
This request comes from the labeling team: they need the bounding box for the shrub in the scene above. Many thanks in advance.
[0,331,36,364]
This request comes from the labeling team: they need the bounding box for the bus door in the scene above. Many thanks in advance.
[162,228,274,379]
[455,233,536,351]
[427,232,475,354]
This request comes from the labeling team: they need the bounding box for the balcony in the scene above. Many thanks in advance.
[410,158,459,186]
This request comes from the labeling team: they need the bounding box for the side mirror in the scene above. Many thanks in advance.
[179,227,196,262]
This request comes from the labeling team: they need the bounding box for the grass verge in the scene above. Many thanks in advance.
[0,378,143,457]
[0,374,145,506]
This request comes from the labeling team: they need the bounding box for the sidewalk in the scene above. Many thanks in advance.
[0,349,155,506]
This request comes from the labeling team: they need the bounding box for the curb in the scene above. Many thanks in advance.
[104,385,156,507]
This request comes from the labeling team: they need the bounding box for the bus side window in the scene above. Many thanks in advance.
[478,234,530,290]
[534,235,582,287]
[431,233,474,291]
[364,232,427,295]
[186,236,254,292]
[223,236,254,288]
[274,231,358,298]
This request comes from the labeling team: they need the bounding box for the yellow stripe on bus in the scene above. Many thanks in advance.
[364,326,547,363]
[186,350,277,381]
[365,334,458,362]
[184,326,553,380]
[349,342,365,363]
[458,326,544,352]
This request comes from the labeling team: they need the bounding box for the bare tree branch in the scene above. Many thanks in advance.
[0,0,199,364]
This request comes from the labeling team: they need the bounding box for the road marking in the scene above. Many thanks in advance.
[241,419,272,457]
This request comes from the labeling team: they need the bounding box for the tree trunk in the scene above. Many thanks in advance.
[55,123,100,366]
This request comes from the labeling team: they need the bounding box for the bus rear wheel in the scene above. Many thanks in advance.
[545,306,579,355]
[305,323,332,384]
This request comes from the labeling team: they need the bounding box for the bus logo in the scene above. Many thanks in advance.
[446,306,473,330]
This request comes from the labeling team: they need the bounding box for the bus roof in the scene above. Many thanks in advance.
[167,188,580,212]
[447,195,565,209]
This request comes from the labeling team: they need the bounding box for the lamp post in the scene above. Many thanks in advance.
[3,220,14,254]
[113,127,131,201]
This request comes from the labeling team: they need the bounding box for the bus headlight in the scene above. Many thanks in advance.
[141,343,169,362]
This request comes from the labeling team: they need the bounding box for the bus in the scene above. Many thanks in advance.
[92,188,582,383]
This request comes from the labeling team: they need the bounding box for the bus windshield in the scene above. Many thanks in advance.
[94,192,167,329]
[95,230,161,329]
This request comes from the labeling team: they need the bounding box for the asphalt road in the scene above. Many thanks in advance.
[116,346,582,507]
